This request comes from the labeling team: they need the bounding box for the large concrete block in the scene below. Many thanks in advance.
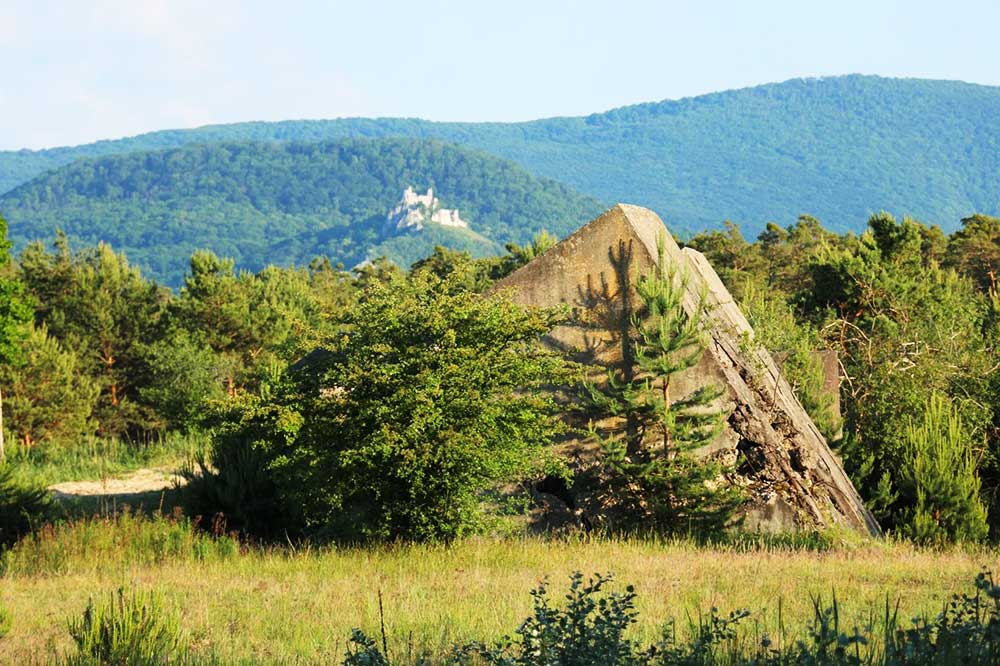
[491,204,880,536]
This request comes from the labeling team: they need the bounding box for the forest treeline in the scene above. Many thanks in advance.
[0,209,999,545]
[687,212,1000,542]
[0,138,603,285]
[2,76,999,238]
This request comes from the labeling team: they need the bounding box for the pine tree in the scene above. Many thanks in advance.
[0,324,100,451]
[0,215,32,462]
[899,393,988,544]
[18,237,166,437]
[584,236,741,534]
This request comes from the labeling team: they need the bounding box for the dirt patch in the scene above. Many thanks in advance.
[49,467,186,500]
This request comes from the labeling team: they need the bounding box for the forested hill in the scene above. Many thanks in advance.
[0,138,603,285]
[2,75,999,234]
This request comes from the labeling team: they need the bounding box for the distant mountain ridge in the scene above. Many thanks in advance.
[0,138,603,285]
[2,75,998,235]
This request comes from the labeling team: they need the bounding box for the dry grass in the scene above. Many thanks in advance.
[0,517,997,664]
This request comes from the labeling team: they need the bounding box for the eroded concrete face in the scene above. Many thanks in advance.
[491,204,879,536]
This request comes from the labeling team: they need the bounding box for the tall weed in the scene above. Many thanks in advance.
[1,508,238,577]
[0,598,11,640]
[67,587,181,665]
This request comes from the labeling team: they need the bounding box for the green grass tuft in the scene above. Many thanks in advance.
[5,432,206,488]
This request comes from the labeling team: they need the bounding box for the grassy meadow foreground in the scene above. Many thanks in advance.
[1,514,997,664]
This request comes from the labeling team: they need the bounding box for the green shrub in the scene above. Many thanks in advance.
[462,572,641,666]
[805,213,995,535]
[181,433,293,541]
[878,569,1000,666]
[343,629,391,666]
[0,462,56,547]
[203,268,567,543]
[68,587,181,665]
[898,393,989,545]
[344,570,1000,666]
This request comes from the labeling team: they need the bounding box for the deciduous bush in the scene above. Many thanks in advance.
[199,268,568,542]
[447,573,640,666]
[807,213,995,534]
[346,570,1000,666]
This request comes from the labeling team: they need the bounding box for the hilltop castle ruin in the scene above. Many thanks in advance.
[386,187,469,232]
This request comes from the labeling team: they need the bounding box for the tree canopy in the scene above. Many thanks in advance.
[2,75,998,237]
[0,139,602,285]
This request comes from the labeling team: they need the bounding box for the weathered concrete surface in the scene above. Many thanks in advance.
[491,204,880,536]
[772,350,842,431]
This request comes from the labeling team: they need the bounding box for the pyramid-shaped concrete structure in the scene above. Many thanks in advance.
[492,204,880,535]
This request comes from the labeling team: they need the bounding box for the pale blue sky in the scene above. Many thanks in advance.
[2,0,999,150]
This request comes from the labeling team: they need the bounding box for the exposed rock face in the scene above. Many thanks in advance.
[386,186,469,232]
[490,204,880,536]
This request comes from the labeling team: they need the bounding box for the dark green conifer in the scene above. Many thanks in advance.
[584,237,741,535]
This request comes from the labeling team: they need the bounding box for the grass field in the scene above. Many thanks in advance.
[1,513,997,664]
[5,433,205,488]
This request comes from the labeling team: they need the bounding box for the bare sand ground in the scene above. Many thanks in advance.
[48,467,187,500]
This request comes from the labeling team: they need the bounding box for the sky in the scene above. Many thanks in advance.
[2,0,999,151]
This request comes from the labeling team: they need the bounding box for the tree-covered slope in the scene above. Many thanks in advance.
[1,75,998,234]
[0,138,603,285]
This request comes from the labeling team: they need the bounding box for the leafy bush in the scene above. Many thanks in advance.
[202,268,567,543]
[67,587,181,665]
[343,629,391,666]
[806,213,995,533]
[458,572,640,666]
[342,570,1000,666]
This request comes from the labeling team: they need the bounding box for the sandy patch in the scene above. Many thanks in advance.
[48,467,186,499]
